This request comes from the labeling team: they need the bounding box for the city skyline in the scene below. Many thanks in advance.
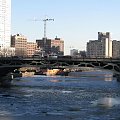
[12,0,120,55]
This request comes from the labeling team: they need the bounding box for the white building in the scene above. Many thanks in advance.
[87,32,112,58]
[0,0,11,55]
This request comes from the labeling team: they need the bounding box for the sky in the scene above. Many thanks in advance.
[12,0,120,55]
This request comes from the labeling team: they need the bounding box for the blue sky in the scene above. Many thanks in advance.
[12,0,120,55]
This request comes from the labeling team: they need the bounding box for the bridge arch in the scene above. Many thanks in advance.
[52,62,70,67]
[103,63,120,73]
[78,63,95,68]
[29,61,45,65]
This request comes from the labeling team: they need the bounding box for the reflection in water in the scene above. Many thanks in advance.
[61,90,72,94]
[49,79,62,83]
[92,97,120,108]
[68,70,113,78]
[0,111,11,116]
[0,111,13,120]
[104,76,113,81]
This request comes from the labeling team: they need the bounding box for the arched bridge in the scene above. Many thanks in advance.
[0,61,120,76]
[0,57,120,84]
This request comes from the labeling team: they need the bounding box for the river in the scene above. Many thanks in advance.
[0,71,120,120]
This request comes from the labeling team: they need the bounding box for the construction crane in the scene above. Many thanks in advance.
[32,17,54,43]
[43,18,54,54]
[31,16,54,56]
[43,18,54,39]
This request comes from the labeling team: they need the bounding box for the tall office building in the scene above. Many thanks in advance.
[0,0,11,48]
[87,32,112,58]
[98,32,112,58]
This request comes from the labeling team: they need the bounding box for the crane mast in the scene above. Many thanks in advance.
[32,17,54,55]
[32,17,54,42]
[43,18,54,39]
[42,18,54,55]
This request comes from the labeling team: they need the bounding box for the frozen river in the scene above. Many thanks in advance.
[0,71,120,120]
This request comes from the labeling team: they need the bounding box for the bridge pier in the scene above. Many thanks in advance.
[0,66,19,87]
[114,74,120,82]
[0,73,13,87]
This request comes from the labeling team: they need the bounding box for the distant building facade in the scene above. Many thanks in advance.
[112,40,120,58]
[70,49,78,56]
[51,37,64,55]
[87,32,112,58]
[11,34,38,57]
[36,37,64,56]
[11,34,27,57]
[36,38,51,55]
[79,51,86,58]
[27,42,37,57]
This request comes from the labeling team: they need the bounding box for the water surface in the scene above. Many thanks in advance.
[0,71,120,120]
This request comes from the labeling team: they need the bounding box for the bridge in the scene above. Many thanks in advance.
[0,57,120,71]
[0,57,120,86]
[0,57,120,64]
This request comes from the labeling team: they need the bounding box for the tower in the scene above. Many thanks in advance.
[98,32,112,58]
[0,0,11,48]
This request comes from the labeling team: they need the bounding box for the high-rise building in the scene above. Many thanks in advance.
[87,32,112,58]
[0,0,11,48]
[87,40,104,58]
[98,32,112,58]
